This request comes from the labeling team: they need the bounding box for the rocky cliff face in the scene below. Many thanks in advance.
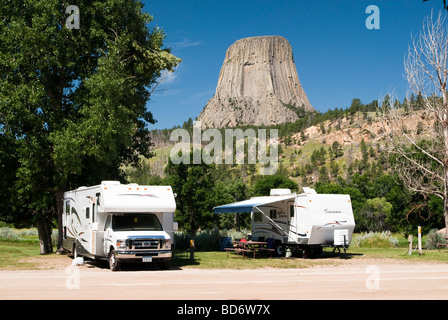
[197,36,314,128]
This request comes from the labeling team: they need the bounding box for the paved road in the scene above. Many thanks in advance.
[1,261,448,300]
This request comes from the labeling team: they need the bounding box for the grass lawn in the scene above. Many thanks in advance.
[1,235,448,270]
[0,241,45,270]
[352,247,448,262]
[171,250,341,269]
[170,246,448,270]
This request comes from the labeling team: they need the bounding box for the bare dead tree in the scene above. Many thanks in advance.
[423,0,448,11]
[379,11,448,235]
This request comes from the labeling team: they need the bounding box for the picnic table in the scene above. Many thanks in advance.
[437,237,448,251]
[225,240,275,258]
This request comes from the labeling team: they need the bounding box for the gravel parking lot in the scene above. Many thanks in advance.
[0,256,447,300]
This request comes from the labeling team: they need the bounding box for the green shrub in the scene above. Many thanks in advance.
[194,229,221,251]
[174,228,250,251]
[351,231,399,248]
[0,221,14,228]
[16,229,38,238]
[0,227,58,246]
[0,227,18,241]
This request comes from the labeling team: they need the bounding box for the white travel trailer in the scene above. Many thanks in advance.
[214,188,355,258]
[62,181,177,271]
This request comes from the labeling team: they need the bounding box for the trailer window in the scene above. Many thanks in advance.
[85,207,90,219]
[65,200,70,215]
[290,205,294,218]
[112,214,163,231]
[269,209,277,219]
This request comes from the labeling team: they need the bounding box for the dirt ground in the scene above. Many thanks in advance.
[1,254,448,300]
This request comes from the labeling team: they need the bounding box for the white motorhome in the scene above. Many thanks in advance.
[214,188,355,258]
[62,181,177,271]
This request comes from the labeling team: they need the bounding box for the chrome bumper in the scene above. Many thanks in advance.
[116,250,172,261]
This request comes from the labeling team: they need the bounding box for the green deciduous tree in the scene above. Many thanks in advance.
[213,179,252,230]
[164,159,217,236]
[253,174,298,196]
[0,0,180,253]
[358,197,393,232]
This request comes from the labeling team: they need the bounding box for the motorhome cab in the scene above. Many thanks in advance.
[62,181,177,271]
[214,188,355,258]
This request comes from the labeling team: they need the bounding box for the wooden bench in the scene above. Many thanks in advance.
[259,247,275,258]
[225,247,252,258]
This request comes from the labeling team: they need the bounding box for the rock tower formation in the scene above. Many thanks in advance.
[197,36,314,128]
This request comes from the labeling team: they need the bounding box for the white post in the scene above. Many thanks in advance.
[408,235,413,255]
[418,226,422,255]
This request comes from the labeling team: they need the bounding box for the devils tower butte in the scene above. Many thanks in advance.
[197,36,314,128]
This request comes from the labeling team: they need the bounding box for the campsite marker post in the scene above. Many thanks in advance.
[190,240,195,261]
[418,226,422,255]
[408,235,412,255]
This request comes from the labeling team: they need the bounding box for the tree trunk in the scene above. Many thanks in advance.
[444,96,448,238]
[444,197,448,237]
[36,216,53,254]
[445,170,448,237]
[55,190,65,253]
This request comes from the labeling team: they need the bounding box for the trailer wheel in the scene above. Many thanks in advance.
[108,249,120,271]
[275,243,285,257]
[301,249,309,259]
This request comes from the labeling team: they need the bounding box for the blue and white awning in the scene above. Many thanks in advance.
[213,195,295,214]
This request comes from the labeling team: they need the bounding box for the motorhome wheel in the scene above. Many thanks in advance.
[108,250,120,271]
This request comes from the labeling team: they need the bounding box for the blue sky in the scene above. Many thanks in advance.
[141,0,441,129]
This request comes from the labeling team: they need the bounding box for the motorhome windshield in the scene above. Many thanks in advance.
[112,214,163,231]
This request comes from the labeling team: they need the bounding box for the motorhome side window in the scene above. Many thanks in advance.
[270,209,277,219]
[290,205,294,218]
[85,207,90,219]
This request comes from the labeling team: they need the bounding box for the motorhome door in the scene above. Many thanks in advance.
[287,200,296,243]
[81,199,96,255]
[89,200,97,255]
